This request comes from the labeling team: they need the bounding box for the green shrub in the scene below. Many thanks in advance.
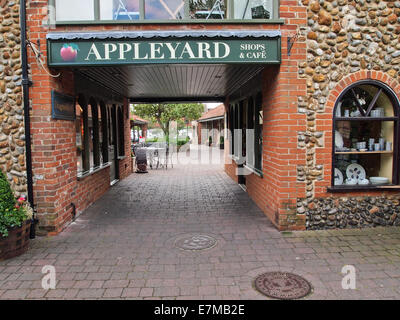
[0,169,30,238]
[177,139,188,147]
[146,137,159,143]
[0,170,16,213]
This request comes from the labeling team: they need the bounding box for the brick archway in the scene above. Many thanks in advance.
[326,71,400,114]
[315,70,400,197]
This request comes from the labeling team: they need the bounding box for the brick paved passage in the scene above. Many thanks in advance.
[1,145,400,300]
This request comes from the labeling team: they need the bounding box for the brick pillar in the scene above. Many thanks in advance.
[197,122,202,145]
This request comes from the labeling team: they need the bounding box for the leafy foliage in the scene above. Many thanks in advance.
[0,170,30,238]
[0,170,16,214]
[132,103,204,143]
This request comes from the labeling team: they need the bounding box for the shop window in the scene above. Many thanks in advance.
[76,97,112,177]
[100,102,109,163]
[228,104,235,156]
[245,93,263,173]
[254,93,263,172]
[232,0,273,20]
[55,0,95,21]
[117,106,125,157]
[189,0,226,19]
[332,81,400,189]
[89,100,101,168]
[75,101,85,174]
[100,0,140,20]
[234,102,240,159]
[146,0,185,19]
[246,97,254,166]
[54,0,278,22]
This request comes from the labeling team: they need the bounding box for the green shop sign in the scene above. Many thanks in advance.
[47,38,281,66]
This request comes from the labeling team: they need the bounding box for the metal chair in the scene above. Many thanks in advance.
[158,144,174,170]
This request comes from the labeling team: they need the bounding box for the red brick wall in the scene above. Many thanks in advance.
[118,98,133,180]
[224,2,308,230]
[26,2,134,235]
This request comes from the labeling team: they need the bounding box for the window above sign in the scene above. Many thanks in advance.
[52,0,281,24]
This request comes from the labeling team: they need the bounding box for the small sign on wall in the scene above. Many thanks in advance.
[51,90,75,121]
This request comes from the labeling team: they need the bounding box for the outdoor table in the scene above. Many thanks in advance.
[142,147,165,169]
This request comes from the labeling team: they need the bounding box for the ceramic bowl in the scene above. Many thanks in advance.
[358,179,370,185]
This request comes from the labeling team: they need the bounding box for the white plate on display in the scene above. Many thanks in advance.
[346,164,366,181]
[334,168,343,186]
[335,130,344,149]
[370,177,389,185]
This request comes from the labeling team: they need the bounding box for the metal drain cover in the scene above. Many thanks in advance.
[175,234,217,251]
[254,272,312,300]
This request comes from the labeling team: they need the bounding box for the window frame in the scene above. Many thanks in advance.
[228,91,263,176]
[50,0,282,24]
[254,92,263,173]
[330,80,400,192]
[76,95,114,179]
[89,98,101,168]
[228,104,235,156]
[117,105,126,158]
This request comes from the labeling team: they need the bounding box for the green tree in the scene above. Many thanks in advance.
[132,103,204,145]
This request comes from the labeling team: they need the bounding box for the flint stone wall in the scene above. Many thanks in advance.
[298,0,400,229]
[0,0,26,196]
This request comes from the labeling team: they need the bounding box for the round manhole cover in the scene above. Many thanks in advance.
[254,272,312,300]
[175,234,217,251]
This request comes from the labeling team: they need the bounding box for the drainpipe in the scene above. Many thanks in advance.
[20,0,36,239]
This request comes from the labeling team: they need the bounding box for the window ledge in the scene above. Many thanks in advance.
[77,162,111,181]
[233,157,245,165]
[117,155,126,160]
[53,19,285,26]
[327,185,400,193]
[228,154,239,162]
[244,165,263,178]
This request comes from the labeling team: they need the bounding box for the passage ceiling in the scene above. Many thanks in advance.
[76,64,265,102]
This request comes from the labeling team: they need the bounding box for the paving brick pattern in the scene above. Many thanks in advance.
[1,146,400,299]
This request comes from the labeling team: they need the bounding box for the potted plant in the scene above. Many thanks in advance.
[219,136,224,149]
[208,136,212,147]
[0,169,33,261]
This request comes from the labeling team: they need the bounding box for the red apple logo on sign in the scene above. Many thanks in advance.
[60,43,79,62]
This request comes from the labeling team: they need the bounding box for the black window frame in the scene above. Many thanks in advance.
[254,92,263,173]
[117,105,125,157]
[228,103,235,156]
[76,95,114,178]
[243,92,263,175]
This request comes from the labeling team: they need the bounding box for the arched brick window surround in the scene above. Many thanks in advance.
[327,71,400,190]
